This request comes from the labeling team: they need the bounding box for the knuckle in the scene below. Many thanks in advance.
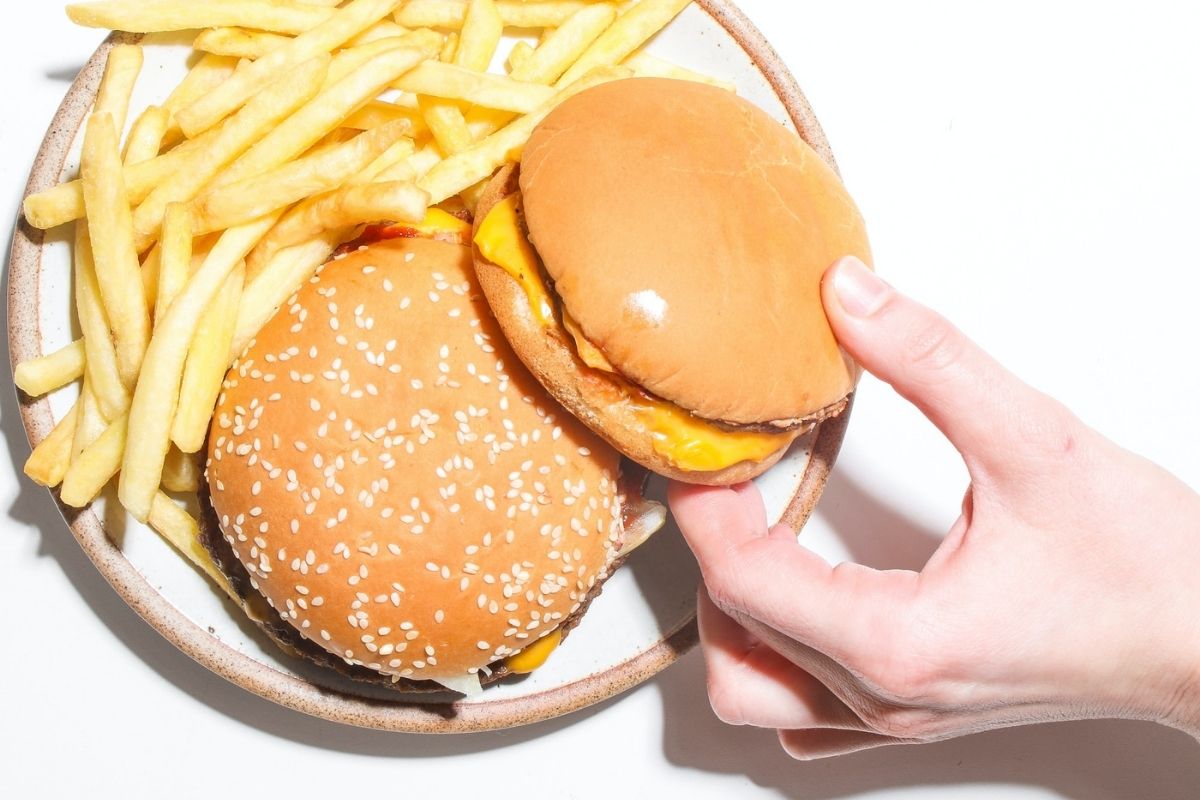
[903,314,964,375]
[1009,397,1085,464]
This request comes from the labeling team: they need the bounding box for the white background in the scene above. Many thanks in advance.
[3,2,1199,797]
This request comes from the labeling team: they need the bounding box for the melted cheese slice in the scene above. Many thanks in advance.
[505,629,563,674]
[475,192,792,474]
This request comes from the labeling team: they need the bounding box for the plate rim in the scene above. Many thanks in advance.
[6,0,851,734]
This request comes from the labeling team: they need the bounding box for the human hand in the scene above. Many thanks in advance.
[670,256,1200,759]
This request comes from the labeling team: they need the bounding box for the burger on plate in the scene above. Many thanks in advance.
[472,78,872,485]
[203,233,665,694]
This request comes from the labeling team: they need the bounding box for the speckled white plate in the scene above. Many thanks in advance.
[8,0,851,733]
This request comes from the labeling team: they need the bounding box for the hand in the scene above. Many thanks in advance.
[670,256,1200,759]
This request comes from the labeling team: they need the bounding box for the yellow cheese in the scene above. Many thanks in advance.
[505,628,563,674]
[561,308,616,372]
[414,208,471,237]
[629,394,792,473]
[475,191,792,474]
[473,193,555,326]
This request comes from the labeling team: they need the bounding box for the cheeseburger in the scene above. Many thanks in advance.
[204,235,663,693]
[473,78,872,485]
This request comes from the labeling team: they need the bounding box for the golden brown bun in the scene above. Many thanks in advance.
[206,238,624,683]
[520,78,872,426]
[473,165,800,485]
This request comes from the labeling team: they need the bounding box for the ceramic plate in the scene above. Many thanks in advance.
[8,0,850,733]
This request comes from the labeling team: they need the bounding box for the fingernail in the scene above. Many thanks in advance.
[831,257,889,318]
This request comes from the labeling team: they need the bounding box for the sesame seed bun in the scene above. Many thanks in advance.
[205,237,630,686]
[473,164,801,486]
[516,77,871,428]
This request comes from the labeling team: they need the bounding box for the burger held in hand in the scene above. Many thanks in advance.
[473,78,872,485]
[204,236,663,694]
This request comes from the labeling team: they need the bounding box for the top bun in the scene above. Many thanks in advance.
[206,238,624,683]
[520,78,872,426]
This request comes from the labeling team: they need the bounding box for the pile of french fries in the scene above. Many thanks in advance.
[16,0,727,599]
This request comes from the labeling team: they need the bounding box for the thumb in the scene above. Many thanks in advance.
[822,257,1079,481]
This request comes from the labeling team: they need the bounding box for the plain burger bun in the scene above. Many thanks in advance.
[474,165,791,485]
[473,78,870,484]
[205,237,629,687]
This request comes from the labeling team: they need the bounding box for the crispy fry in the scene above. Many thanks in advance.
[122,106,169,165]
[192,27,291,60]
[60,412,128,508]
[342,99,428,136]
[325,30,444,88]
[175,0,404,138]
[14,339,85,398]
[190,119,412,234]
[398,62,555,113]
[67,0,335,35]
[624,50,737,92]
[162,447,201,493]
[556,0,690,88]
[455,0,503,73]
[420,95,474,156]
[132,55,330,253]
[119,215,279,522]
[155,202,193,320]
[507,41,534,73]
[24,404,80,489]
[95,44,143,140]
[71,381,109,459]
[213,46,428,191]
[233,233,344,358]
[147,492,238,601]
[81,113,150,388]
[347,19,411,46]
[419,66,631,203]
[396,0,599,29]
[74,222,129,420]
[23,124,222,230]
[440,31,460,63]
[171,263,244,453]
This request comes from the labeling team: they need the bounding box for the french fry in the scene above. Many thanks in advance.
[324,29,444,88]
[556,0,690,88]
[67,0,335,35]
[232,233,345,358]
[81,113,150,388]
[398,62,555,113]
[507,41,534,73]
[74,222,129,420]
[155,203,193,319]
[71,381,109,458]
[213,46,428,192]
[455,0,503,73]
[462,4,616,138]
[190,119,413,234]
[160,53,239,145]
[245,180,428,270]
[162,447,201,493]
[60,412,128,508]
[119,214,279,522]
[342,99,428,136]
[420,96,474,156]
[132,55,330,253]
[23,124,223,230]
[624,50,737,92]
[406,142,444,179]
[23,404,80,489]
[192,27,291,60]
[396,0,599,29]
[360,139,419,182]
[147,492,238,601]
[171,263,244,453]
[347,19,411,46]
[14,339,86,397]
[419,66,631,203]
[122,106,169,165]
[441,32,460,63]
[175,0,405,138]
[94,43,142,142]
